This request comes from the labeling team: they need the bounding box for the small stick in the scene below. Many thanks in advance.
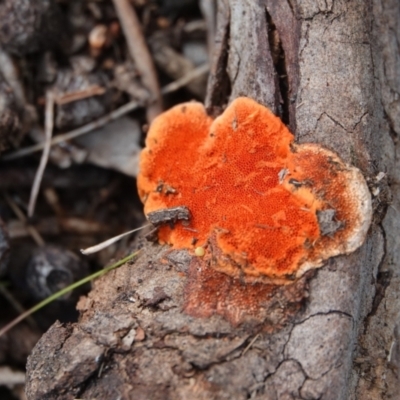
[0,284,38,329]
[28,91,54,217]
[161,63,209,94]
[3,193,44,246]
[2,64,209,161]
[112,0,162,122]
[3,100,140,161]
[55,85,106,105]
[242,334,260,356]
[80,224,150,255]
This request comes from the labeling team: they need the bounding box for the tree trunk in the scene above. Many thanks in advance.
[26,0,397,399]
[351,0,400,398]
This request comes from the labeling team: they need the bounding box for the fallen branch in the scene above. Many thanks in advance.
[112,0,162,122]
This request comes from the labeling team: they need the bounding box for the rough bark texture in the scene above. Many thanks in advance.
[350,0,400,398]
[26,0,392,399]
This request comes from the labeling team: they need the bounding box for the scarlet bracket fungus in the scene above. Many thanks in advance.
[138,97,372,284]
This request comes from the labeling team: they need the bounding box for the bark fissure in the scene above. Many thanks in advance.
[265,8,290,125]
[205,0,231,115]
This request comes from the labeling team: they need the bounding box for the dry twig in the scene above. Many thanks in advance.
[112,0,162,122]
[0,284,38,329]
[55,85,106,105]
[161,63,209,94]
[27,91,54,217]
[3,64,209,161]
[80,224,151,255]
[3,193,44,246]
[3,100,140,161]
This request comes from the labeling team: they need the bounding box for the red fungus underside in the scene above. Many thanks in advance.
[183,256,311,327]
[138,97,371,283]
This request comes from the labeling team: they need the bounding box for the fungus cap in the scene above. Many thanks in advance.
[138,97,372,284]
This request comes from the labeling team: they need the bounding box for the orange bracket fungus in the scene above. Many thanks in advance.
[138,97,372,284]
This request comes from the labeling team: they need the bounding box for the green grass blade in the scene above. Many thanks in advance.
[0,251,139,338]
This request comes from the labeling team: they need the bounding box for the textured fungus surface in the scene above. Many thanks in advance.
[138,97,372,283]
[183,256,312,326]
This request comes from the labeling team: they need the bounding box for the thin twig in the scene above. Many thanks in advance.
[0,284,38,329]
[81,224,151,255]
[3,193,44,246]
[112,0,162,122]
[242,334,260,356]
[55,85,106,105]
[161,63,209,94]
[3,64,209,161]
[0,251,139,338]
[28,91,54,217]
[3,100,140,161]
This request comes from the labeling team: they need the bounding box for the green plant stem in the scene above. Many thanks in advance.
[0,251,139,338]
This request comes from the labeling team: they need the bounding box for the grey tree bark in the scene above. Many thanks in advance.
[25,0,398,399]
[351,0,400,398]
